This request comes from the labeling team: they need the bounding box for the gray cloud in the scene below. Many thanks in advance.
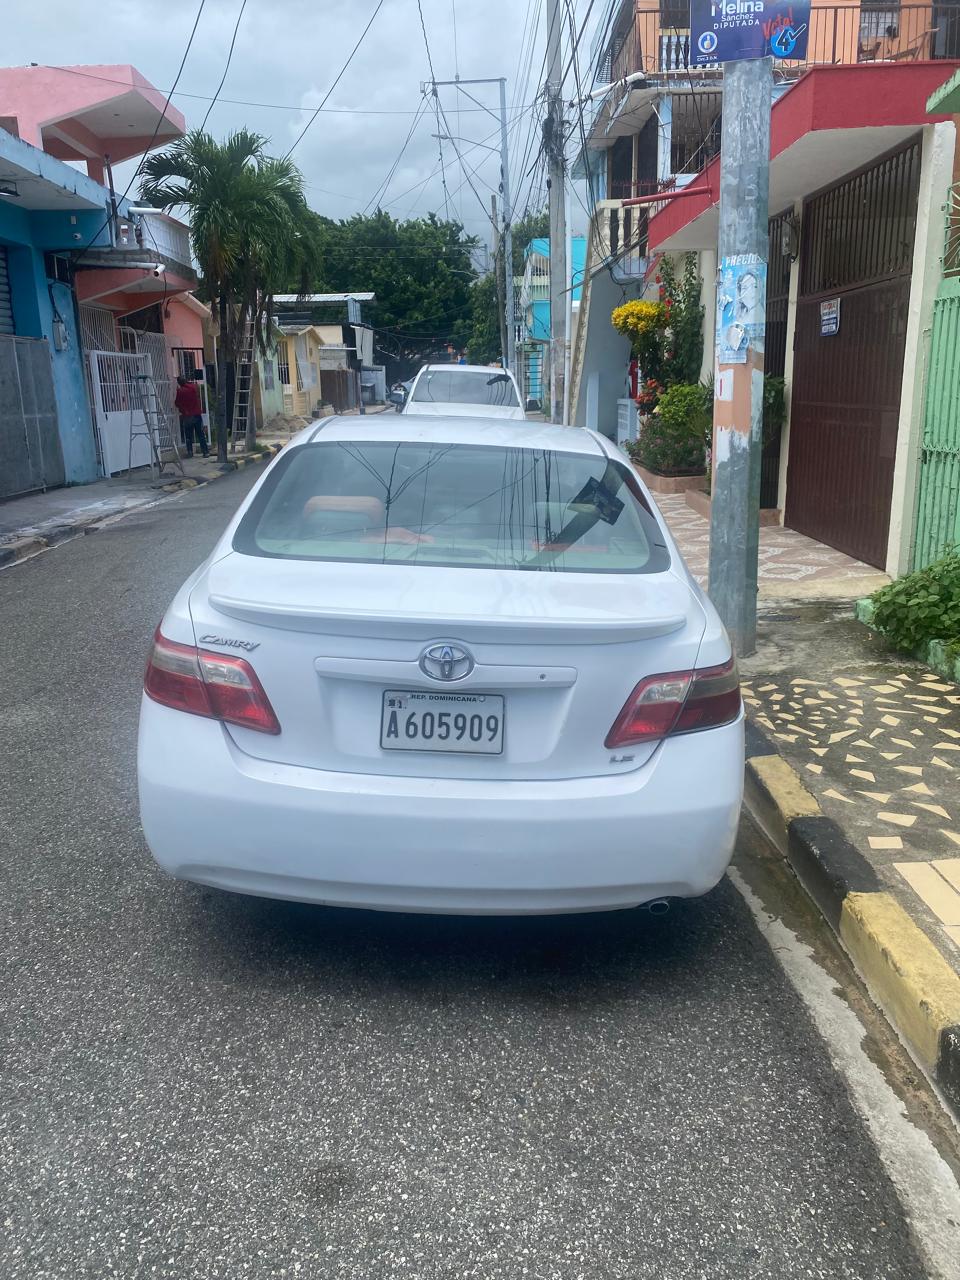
[5,0,566,239]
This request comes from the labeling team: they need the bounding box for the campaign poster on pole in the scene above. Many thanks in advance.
[690,0,811,67]
[716,255,767,365]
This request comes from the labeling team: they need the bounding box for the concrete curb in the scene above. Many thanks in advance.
[0,443,283,571]
[744,717,960,1118]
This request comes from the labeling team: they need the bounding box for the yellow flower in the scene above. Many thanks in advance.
[610,300,667,339]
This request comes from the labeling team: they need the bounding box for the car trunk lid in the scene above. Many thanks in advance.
[189,554,706,780]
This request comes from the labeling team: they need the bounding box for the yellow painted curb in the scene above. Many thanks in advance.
[840,891,960,1068]
[749,754,821,823]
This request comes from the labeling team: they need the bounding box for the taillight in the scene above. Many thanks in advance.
[605,657,740,748]
[144,627,281,735]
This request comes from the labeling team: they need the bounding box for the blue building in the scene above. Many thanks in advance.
[0,64,196,501]
[517,235,586,407]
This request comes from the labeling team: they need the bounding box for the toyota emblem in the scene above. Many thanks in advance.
[419,643,474,682]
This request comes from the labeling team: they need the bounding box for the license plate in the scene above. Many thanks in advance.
[381,690,504,754]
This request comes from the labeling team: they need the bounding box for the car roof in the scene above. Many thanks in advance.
[304,415,607,455]
[416,364,517,377]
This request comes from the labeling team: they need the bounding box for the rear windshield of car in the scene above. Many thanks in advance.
[233,440,670,574]
[410,369,521,408]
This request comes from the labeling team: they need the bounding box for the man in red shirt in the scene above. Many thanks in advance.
[173,376,208,458]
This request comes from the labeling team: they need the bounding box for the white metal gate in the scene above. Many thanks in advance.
[88,350,178,475]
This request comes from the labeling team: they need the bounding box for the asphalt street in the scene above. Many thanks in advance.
[0,467,950,1279]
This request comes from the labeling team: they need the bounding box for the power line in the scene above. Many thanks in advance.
[510,0,537,114]
[283,0,384,159]
[434,96,497,226]
[559,0,600,91]
[363,98,429,213]
[416,0,438,82]
[43,64,538,117]
[451,0,462,223]
[433,96,452,221]
[73,0,207,264]
[200,0,248,131]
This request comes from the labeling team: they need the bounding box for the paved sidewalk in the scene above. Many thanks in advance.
[0,437,286,567]
[741,602,960,1115]
[657,494,889,599]
[743,603,960,960]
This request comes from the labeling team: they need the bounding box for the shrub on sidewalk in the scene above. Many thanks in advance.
[870,552,960,654]
[627,382,709,476]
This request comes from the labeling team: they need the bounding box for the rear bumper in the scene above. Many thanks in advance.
[138,698,744,914]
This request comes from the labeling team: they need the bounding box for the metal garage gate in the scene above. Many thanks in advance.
[0,334,65,499]
[785,139,920,568]
[0,246,14,336]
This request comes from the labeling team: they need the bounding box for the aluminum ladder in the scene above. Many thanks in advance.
[127,366,184,480]
[231,313,256,453]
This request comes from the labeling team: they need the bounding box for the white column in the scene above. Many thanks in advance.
[699,248,717,385]
[777,198,803,520]
[885,120,956,578]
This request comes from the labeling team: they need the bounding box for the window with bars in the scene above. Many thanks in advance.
[277,341,291,386]
[800,138,921,297]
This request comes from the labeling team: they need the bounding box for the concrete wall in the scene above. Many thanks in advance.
[573,269,632,436]
[162,298,205,353]
[256,350,286,424]
[0,203,99,485]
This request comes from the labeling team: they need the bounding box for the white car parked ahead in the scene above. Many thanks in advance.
[398,363,525,420]
[138,416,743,915]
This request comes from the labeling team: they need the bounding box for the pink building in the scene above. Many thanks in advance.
[0,64,206,490]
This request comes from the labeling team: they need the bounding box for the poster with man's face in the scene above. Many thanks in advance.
[716,256,767,365]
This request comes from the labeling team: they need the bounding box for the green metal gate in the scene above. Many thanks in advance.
[914,186,960,569]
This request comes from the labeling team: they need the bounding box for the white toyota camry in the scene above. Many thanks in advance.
[138,417,744,915]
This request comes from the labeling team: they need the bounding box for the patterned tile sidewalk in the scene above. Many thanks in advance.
[656,494,889,599]
[742,604,960,967]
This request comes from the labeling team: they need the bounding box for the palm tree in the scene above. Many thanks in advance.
[140,129,317,459]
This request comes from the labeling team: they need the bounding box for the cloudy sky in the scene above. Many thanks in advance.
[7,0,596,243]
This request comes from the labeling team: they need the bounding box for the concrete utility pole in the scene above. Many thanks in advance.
[429,76,515,373]
[545,0,568,423]
[491,193,509,367]
[498,76,516,377]
[708,57,772,657]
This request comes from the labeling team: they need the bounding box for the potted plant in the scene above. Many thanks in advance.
[626,382,709,488]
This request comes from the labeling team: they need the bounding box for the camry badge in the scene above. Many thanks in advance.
[199,634,260,653]
[419,643,474,682]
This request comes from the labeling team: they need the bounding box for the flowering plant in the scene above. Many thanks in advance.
[610,300,667,342]
[635,377,663,412]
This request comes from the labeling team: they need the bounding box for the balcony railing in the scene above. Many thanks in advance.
[133,212,193,270]
[593,198,651,281]
[607,3,960,84]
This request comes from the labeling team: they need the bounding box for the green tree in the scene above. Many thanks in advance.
[466,271,501,365]
[140,129,317,459]
[658,253,705,386]
[307,211,478,375]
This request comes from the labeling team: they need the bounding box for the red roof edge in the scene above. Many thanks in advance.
[648,62,960,252]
